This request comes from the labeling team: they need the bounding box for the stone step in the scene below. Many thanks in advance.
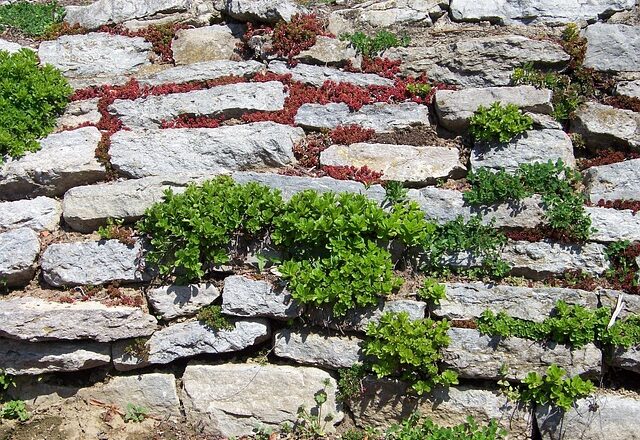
[138,60,264,86]
[0,197,61,232]
[584,158,640,203]
[147,283,221,320]
[0,228,40,287]
[222,275,302,320]
[571,102,640,149]
[267,60,394,88]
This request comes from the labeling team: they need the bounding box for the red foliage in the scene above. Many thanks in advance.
[321,165,383,186]
[578,149,640,170]
[504,226,577,243]
[99,23,187,63]
[606,242,640,295]
[161,115,224,129]
[595,199,640,214]
[329,125,375,145]
[277,167,305,176]
[545,270,599,291]
[293,133,329,168]
[271,14,332,65]
[604,95,640,113]
[361,57,402,79]
[59,121,96,132]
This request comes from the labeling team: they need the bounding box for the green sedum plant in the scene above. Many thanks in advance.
[1,400,30,421]
[197,305,234,331]
[386,413,507,440]
[0,1,64,37]
[123,403,148,423]
[416,278,446,304]
[469,102,533,143]
[340,30,410,57]
[520,364,594,411]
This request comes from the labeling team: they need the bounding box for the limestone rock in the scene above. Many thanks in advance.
[0,127,105,201]
[0,197,61,232]
[147,283,221,320]
[0,228,40,287]
[584,23,640,72]
[109,81,286,129]
[268,60,393,87]
[225,0,305,23]
[584,158,640,203]
[435,86,553,132]
[110,122,304,178]
[0,38,24,53]
[182,363,343,437]
[611,345,640,374]
[587,207,640,243]
[222,275,302,320]
[56,98,101,130]
[295,102,430,132]
[296,36,361,68]
[274,329,366,369]
[172,24,241,65]
[138,60,264,86]
[41,239,150,287]
[112,319,270,370]
[571,102,640,149]
[0,297,157,342]
[616,80,640,99]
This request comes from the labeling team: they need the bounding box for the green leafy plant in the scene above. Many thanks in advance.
[0,1,64,36]
[337,364,366,402]
[406,82,432,98]
[416,278,446,304]
[383,180,409,207]
[197,305,234,331]
[123,403,148,423]
[97,218,136,246]
[385,413,507,440]
[0,400,30,422]
[122,337,150,361]
[469,102,533,143]
[0,49,72,163]
[520,365,594,411]
[294,379,335,438]
[0,369,15,394]
[341,30,410,57]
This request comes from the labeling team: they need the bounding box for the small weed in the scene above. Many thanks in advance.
[197,305,234,331]
[386,413,507,440]
[97,218,136,246]
[1,400,30,422]
[341,30,410,57]
[123,403,148,423]
[406,82,432,98]
[382,180,408,207]
[0,1,64,37]
[337,364,366,401]
[122,337,150,361]
[521,365,594,411]
[294,379,335,438]
[416,278,446,305]
[469,102,533,143]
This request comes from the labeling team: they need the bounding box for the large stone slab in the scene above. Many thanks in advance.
[295,102,430,132]
[584,158,640,203]
[0,297,157,342]
[571,102,640,149]
[222,275,302,320]
[471,129,576,172]
[268,60,393,87]
[435,86,553,132]
[110,122,304,178]
[587,207,640,242]
[182,363,343,437]
[110,81,286,129]
[112,319,270,370]
[0,339,111,375]
[147,283,221,320]
[172,24,240,65]
[442,328,602,381]
[273,329,366,369]
[320,143,465,185]
[139,60,263,86]
[0,228,40,287]
[296,35,360,68]
[41,239,150,287]
[225,0,305,23]
[0,127,105,201]
[0,197,61,232]
[584,23,640,72]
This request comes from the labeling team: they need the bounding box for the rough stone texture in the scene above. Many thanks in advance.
[0,339,111,375]
[182,363,343,437]
[470,129,576,173]
[296,36,361,68]
[435,86,553,132]
[442,328,602,381]
[351,379,532,438]
[0,297,157,342]
[0,127,105,201]
[110,122,304,178]
[41,239,150,287]
[0,38,24,53]
[571,102,640,149]
[138,60,264,86]
[536,391,640,440]
[321,143,465,185]
[56,98,101,130]
[38,33,152,88]
[587,207,640,243]
[584,23,640,72]
[172,24,240,65]
[268,60,393,87]
[222,275,302,320]
[449,0,635,25]
[147,283,221,320]
[611,345,640,374]
[273,329,366,369]
[616,80,640,99]
[0,228,40,287]
[295,102,430,132]
[0,197,61,232]
[225,0,305,23]
[388,36,569,88]
[110,81,286,129]
[112,319,270,370]
[584,158,640,203]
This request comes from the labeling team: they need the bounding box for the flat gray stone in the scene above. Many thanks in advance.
[296,36,361,68]
[435,86,553,132]
[587,207,640,242]
[225,0,305,23]
[56,98,101,130]
[110,122,304,178]
[0,228,40,287]
[182,363,343,437]
[112,319,270,370]
[41,239,150,287]
[611,345,640,374]
[0,339,111,375]
[584,158,640,203]
[222,275,302,320]
[616,80,640,99]
[172,24,240,65]
[320,143,465,185]
[0,197,60,232]
[268,60,393,87]
[295,102,430,132]
[274,329,366,370]
[0,38,25,53]
[0,127,105,201]
[138,60,264,86]
[471,129,576,173]
[571,102,640,149]
[584,23,640,72]
[0,297,157,342]
[147,283,221,320]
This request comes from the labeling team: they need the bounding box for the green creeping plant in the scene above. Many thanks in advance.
[469,102,533,143]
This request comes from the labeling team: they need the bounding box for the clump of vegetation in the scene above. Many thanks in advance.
[469,102,533,143]
[0,0,64,37]
[520,365,594,411]
[416,278,446,304]
[341,30,410,57]
[1,400,30,422]
[97,218,136,246]
[123,403,148,423]
[197,305,234,331]
[337,364,367,402]
[271,14,329,63]
[0,370,14,396]
[405,82,432,98]
[382,180,409,207]
[386,414,507,440]
[122,337,150,361]
[604,241,640,295]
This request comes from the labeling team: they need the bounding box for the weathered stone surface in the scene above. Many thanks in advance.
[584,23,640,72]
[536,391,640,440]
[0,297,157,342]
[295,102,429,132]
[296,36,361,68]
[442,328,602,381]
[38,33,152,88]
[470,129,576,172]
[182,363,343,437]
[450,0,635,25]
[268,60,393,87]
[0,228,40,287]
[273,329,366,369]
[110,81,286,129]
[0,127,105,201]
[56,98,101,130]
[112,319,270,370]
[587,207,640,243]
[389,36,569,88]
[584,158,640,203]
[571,102,640,149]
[611,345,640,374]
[435,86,553,132]
[0,197,61,232]
[138,60,264,86]
[222,275,302,319]
[225,0,305,23]
[616,80,640,99]
[172,24,241,65]
[0,339,111,375]
[0,38,24,53]
[321,143,465,185]
[147,283,221,320]
[41,239,150,287]
[110,122,304,178]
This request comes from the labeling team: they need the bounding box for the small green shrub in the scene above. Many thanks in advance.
[340,30,410,57]
[416,278,446,304]
[123,403,148,423]
[520,365,594,411]
[0,1,64,36]
[386,413,507,440]
[1,400,30,422]
[383,180,409,207]
[122,337,150,361]
[337,364,366,401]
[469,102,533,143]
[405,82,432,98]
[197,305,234,331]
